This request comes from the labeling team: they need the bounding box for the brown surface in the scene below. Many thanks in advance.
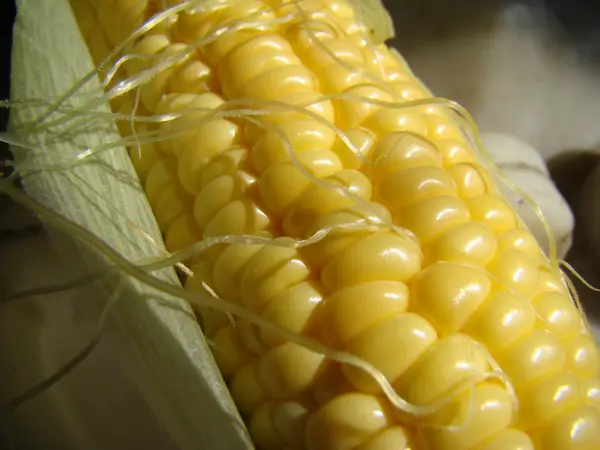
[549,151,600,317]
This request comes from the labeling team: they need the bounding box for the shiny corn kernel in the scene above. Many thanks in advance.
[342,313,438,393]
[305,393,394,450]
[410,262,492,336]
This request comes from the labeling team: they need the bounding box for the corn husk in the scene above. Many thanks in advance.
[5,0,253,448]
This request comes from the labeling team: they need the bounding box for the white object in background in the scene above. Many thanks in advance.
[481,132,575,260]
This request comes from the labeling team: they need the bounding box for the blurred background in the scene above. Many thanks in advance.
[1,0,600,448]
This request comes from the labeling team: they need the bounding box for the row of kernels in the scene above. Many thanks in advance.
[217,33,301,96]
[291,33,373,95]
[143,148,269,253]
[207,17,338,148]
[352,128,599,449]
[306,368,516,450]
[201,196,272,238]
[282,12,423,102]
[196,239,325,354]
[167,147,257,251]
[111,24,227,206]
[337,312,438,394]
[307,368,600,450]
[125,32,216,107]
[320,280,409,346]
[303,357,526,450]
[331,118,466,181]
[288,200,497,440]
[411,230,594,382]
[421,203,545,277]
[348,114,595,428]
[155,92,244,195]
[220,49,330,146]
[460,289,599,441]
[145,150,267,251]
[515,372,600,449]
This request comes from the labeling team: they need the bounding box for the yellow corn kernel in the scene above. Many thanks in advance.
[473,429,534,450]
[71,0,600,448]
[366,132,443,182]
[516,371,582,430]
[333,84,394,129]
[356,426,413,450]
[282,171,372,237]
[298,202,392,270]
[486,248,540,297]
[420,382,514,450]
[320,231,422,292]
[259,281,323,346]
[463,290,537,352]
[395,195,471,245]
[320,280,409,346]
[256,342,326,399]
[330,127,375,170]
[211,323,255,378]
[529,405,600,450]
[230,361,268,416]
[342,313,438,393]
[466,194,517,234]
[423,221,498,267]
[240,245,311,311]
[250,402,288,449]
[565,334,600,378]
[362,108,427,138]
[437,138,477,165]
[498,329,566,386]
[532,291,581,339]
[447,163,489,198]
[212,242,264,300]
[410,262,492,336]
[376,165,458,211]
[304,393,395,449]
[193,171,257,228]
[164,213,202,253]
[394,334,490,406]
[581,378,600,408]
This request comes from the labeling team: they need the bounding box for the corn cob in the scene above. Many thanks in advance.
[68,0,600,449]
